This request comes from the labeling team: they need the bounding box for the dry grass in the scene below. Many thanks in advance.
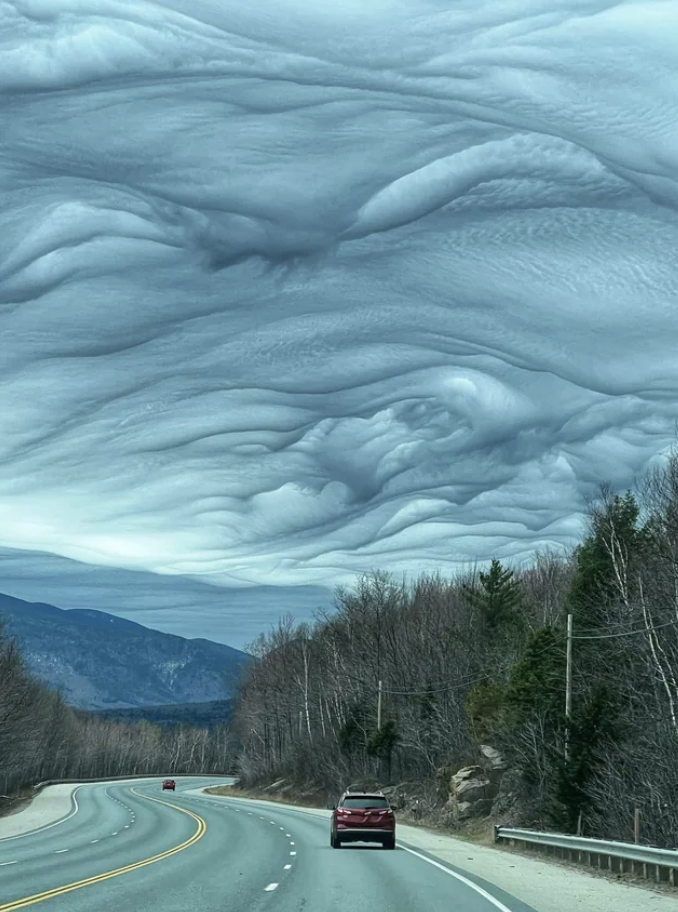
[204,784,327,808]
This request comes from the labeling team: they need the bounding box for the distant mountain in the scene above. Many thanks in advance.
[0,593,252,710]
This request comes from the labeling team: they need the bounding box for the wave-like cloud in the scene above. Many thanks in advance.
[2,0,678,595]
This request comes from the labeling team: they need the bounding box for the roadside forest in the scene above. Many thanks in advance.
[234,451,678,848]
[0,623,235,798]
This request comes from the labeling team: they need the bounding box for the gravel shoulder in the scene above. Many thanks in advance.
[202,787,678,912]
[0,783,83,839]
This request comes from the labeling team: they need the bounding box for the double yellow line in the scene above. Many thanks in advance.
[0,787,207,911]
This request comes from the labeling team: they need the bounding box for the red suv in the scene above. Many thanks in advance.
[162,779,176,791]
[329,790,396,849]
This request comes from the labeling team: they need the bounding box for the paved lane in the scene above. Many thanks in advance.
[0,778,536,912]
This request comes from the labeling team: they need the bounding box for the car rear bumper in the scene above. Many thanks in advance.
[336,827,395,842]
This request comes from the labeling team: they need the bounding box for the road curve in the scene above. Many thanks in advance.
[0,777,536,912]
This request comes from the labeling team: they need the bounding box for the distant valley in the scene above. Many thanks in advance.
[91,699,234,729]
[0,593,252,711]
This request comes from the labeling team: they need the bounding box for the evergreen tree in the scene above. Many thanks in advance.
[465,559,522,630]
[568,489,641,629]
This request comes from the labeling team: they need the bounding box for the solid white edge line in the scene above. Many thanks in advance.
[400,846,515,912]
[0,786,82,842]
[264,883,279,891]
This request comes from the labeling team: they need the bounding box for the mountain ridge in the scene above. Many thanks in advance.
[0,592,251,710]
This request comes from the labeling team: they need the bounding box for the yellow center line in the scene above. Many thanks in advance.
[0,787,207,912]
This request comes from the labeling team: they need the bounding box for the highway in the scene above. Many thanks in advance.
[0,778,535,912]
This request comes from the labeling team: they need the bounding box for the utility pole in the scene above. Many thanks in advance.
[565,613,573,762]
[377,680,383,731]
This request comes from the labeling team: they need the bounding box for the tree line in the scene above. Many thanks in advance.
[0,622,236,798]
[233,450,678,848]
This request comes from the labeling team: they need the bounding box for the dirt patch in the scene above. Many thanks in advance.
[0,792,33,820]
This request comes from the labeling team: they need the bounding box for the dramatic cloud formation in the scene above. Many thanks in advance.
[0,547,328,647]
[2,0,677,637]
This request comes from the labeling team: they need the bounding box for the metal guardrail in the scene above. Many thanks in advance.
[495,825,678,885]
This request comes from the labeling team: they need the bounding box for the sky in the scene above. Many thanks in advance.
[1,0,678,648]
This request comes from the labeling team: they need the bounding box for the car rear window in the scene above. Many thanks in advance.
[340,796,389,809]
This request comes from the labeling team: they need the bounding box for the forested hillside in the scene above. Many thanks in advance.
[233,452,678,848]
[0,623,236,798]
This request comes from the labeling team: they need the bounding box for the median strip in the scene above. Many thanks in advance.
[0,789,207,912]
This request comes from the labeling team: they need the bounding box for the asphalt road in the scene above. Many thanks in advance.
[0,778,537,912]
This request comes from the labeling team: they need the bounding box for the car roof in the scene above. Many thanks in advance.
[340,790,387,799]
[342,788,383,794]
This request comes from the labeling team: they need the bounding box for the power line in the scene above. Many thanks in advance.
[381,637,566,696]
[572,618,678,640]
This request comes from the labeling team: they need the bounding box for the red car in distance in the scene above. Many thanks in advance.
[162,779,176,791]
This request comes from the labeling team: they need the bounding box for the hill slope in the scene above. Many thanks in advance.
[0,593,251,710]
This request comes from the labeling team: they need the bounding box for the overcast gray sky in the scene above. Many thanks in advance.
[1,0,677,646]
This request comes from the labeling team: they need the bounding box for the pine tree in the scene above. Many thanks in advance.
[465,559,522,630]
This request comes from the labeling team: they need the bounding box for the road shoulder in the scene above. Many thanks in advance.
[0,784,82,840]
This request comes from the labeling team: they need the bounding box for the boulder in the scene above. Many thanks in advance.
[456,777,491,804]
[479,745,507,770]
[456,801,474,820]
[451,765,483,789]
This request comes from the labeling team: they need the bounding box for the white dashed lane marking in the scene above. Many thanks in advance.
[55,849,68,854]
[0,861,18,866]
[290,851,296,856]
[264,883,279,892]
[284,864,291,870]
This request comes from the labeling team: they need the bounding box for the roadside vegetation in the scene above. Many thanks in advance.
[232,450,678,849]
[0,622,236,806]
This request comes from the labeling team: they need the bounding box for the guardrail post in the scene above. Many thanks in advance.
[493,824,499,842]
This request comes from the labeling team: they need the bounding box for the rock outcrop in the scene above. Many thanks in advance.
[443,744,511,822]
